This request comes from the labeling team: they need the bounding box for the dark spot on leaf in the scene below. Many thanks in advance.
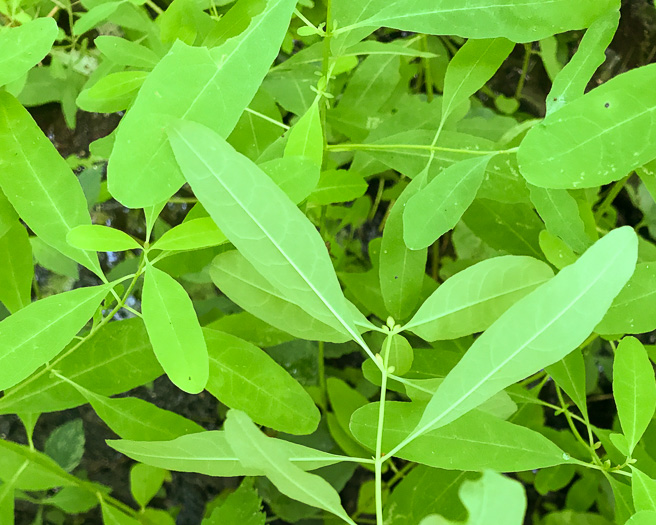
[553,97,557,102]
[394,275,398,279]
[605,102,610,108]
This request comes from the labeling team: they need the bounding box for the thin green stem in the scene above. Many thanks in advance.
[319,0,333,146]
[555,385,602,466]
[145,0,163,15]
[594,174,632,221]
[318,340,327,411]
[244,107,290,130]
[421,35,434,102]
[515,43,532,100]
[374,333,393,524]
[327,143,518,156]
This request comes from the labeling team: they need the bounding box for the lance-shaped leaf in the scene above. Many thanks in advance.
[67,225,141,252]
[404,256,553,341]
[107,0,296,207]
[204,328,320,435]
[141,265,209,394]
[350,401,569,472]
[631,466,656,512]
[108,430,345,477]
[0,92,101,276]
[94,35,161,69]
[546,10,619,115]
[151,217,227,251]
[331,0,617,50]
[0,284,109,391]
[210,251,350,343]
[546,349,589,420]
[403,156,492,250]
[410,226,636,438]
[0,221,33,313]
[284,100,323,167]
[380,169,428,321]
[528,185,591,254]
[0,18,58,87]
[518,63,656,189]
[440,38,514,125]
[0,318,162,415]
[613,337,656,455]
[224,410,356,524]
[169,121,364,347]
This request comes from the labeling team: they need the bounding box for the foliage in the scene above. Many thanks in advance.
[1,0,656,523]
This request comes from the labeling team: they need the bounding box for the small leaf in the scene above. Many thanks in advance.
[413,227,636,436]
[0,284,109,391]
[546,349,588,420]
[130,463,169,508]
[0,221,33,313]
[458,471,526,525]
[204,328,320,435]
[613,337,656,454]
[284,101,323,166]
[94,36,160,69]
[101,501,142,525]
[151,217,228,251]
[0,18,58,87]
[224,410,356,524]
[76,71,147,113]
[0,439,76,490]
[67,225,141,252]
[405,256,553,341]
[141,265,209,394]
[44,419,85,472]
[307,169,368,205]
[631,466,656,512]
[203,477,265,525]
[73,2,123,35]
[403,156,492,250]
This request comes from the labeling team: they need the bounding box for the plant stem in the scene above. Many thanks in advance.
[318,340,327,410]
[327,143,518,156]
[320,0,333,146]
[374,333,392,524]
[515,43,532,101]
[421,35,434,102]
[594,174,631,221]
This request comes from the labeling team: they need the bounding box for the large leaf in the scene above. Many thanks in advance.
[108,431,345,477]
[0,92,101,275]
[403,156,492,250]
[169,121,363,347]
[613,337,656,455]
[404,256,553,341]
[518,63,656,189]
[0,318,161,415]
[411,227,636,438]
[350,402,568,472]
[204,328,320,435]
[107,0,296,207]
[141,265,209,394]
[331,0,618,49]
[224,410,356,524]
[0,284,109,391]
[0,18,58,87]
[210,250,350,343]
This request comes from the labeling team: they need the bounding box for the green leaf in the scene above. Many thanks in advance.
[338,54,400,115]
[210,250,350,342]
[528,185,592,253]
[65,378,204,440]
[0,92,102,276]
[76,71,147,113]
[151,217,228,251]
[284,100,323,167]
[0,318,161,415]
[632,466,656,512]
[72,2,123,35]
[405,256,553,341]
[331,0,617,48]
[380,170,428,321]
[350,401,568,471]
[130,463,169,508]
[458,471,526,525]
[546,349,589,420]
[203,477,265,525]
[259,157,321,204]
[101,501,142,525]
[0,284,109,391]
[169,121,363,346]
[94,35,161,69]
[224,410,356,524]
[0,18,58,87]
[626,511,656,525]
[141,265,209,394]
[44,419,85,472]
[0,221,33,313]
[107,0,297,207]
[403,156,492,250]
[412,226,637,436]
[546,10,619,114]
[441,38,514,125]
[108,430,345,476]
[613,337,656,454]
[67,225,141,252]
[204,328,320,435]
[307,169,368,205]
[518,63,656,189]
[0,439,77,490]
[596,262,656,335]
